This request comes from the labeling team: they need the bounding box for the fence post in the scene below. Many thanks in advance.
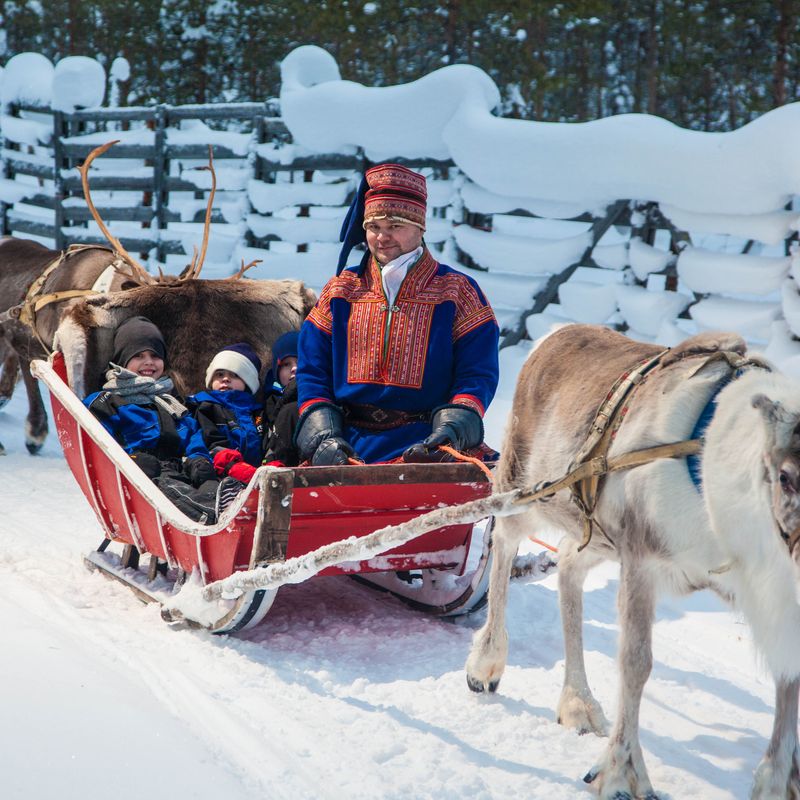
[52,109,66,250]
[0,105,11,237]
[153,103,168,262]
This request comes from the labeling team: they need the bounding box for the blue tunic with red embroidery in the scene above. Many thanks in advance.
[297,250,499,463]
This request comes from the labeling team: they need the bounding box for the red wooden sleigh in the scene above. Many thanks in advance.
[32,351,495,634]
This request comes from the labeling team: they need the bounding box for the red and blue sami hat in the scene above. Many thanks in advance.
[362,163,427,230]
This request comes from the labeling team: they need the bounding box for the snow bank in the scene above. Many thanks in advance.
[559,280,618,323]
[452,224,589,274]
[460,181,591,218]
[2,53,53,109]
[280,46,800,215]
[615,284,691,336]
[690,296,780,341]
[280,45,500,160]
[53,57,105,111]
[678,247,790,296]
[662,203,799,246]
[167,120,252,157]
[629,238,672,281]
[0,177,37,204]
[0,113,51,146]
[248,178,351,213]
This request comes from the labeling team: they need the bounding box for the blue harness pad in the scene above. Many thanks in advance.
[687,373,735,490]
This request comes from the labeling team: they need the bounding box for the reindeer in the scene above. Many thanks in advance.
[465,324,800,799]
[55,277,315,400]
[0,141,270,453]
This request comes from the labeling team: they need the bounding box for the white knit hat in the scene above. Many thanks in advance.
[205,343,261,394]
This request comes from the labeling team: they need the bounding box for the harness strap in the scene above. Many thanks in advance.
[16,246,121,355]
[510,439,704,509]
[569,348,671,550]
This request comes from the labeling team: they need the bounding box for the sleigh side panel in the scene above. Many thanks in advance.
[37,353,492,585]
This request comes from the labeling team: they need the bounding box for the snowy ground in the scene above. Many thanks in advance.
[0,373,782,800]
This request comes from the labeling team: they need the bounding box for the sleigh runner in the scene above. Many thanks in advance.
[33,351,495,633]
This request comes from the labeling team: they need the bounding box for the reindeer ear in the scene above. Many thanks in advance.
[752,394,783,424]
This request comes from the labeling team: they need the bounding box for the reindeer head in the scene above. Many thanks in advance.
[753,394,800,556]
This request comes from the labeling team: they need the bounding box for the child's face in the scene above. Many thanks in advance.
[277,356,297,387]
[210,369,246,392]
[125,350,165,380]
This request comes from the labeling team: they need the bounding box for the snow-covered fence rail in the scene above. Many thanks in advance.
[1,101,287,261]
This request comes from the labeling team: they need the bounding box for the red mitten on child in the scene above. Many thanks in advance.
[213,448,256,484]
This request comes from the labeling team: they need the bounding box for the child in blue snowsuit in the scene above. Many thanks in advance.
[262,331,300,467]
[83,316,218,522]
[188,342,265,486]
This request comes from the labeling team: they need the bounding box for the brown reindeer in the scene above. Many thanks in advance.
[0,142,265,453]
[466,324,800,799]
[0,237,139,452]
[55,278,316,400]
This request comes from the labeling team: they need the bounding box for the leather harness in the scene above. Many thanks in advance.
[7,244,124,354]
[512,346,768,551]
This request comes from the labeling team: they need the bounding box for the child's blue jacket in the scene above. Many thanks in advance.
[188,389,264,467]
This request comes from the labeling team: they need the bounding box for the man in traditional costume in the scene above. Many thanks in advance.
[295,163,499,465]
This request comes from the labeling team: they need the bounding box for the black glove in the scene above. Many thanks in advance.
[130,451,161,480]
[295,403,359,465]
[402,405,483,463]
[311,437,358,466]
[184,455,216,487]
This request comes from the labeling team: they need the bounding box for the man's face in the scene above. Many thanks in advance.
[364,219,423,265]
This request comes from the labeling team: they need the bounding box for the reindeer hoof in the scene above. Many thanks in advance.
[466,674,500,693]
[583,767,599,784]
[0,396,8,410]
[25,440,43,455]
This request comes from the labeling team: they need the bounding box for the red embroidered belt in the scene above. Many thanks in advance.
[342,403,429,431]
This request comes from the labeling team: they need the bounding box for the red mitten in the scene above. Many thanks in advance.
[213,448,242,477]
[228,461,257,483]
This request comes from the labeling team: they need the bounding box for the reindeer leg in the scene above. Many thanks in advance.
[0,347,19,409]
[557,538,609,736]
[465,511,528,693]
[751,677,800,800]
[585,557,657,800]
[20,357,48,454]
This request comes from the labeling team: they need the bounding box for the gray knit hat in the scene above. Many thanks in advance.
[112,316,166,368]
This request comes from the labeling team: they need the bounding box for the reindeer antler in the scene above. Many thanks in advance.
[78,141,156,286]
[180,145,217,282]
[224,258,262,280]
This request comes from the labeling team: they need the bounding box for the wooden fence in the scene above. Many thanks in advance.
[0,100,454,261]
[3,100,794,347]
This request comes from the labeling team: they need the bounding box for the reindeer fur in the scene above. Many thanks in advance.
[0,237,134,452]
[55,278,316,398]
[466,324,800,800]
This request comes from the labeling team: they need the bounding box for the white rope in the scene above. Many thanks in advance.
[202,489,522,601]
